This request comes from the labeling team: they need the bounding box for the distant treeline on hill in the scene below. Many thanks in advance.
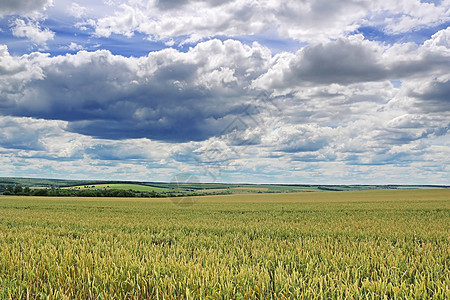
[0,185,209,198]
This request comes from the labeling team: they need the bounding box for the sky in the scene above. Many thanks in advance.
[0,0,449,185]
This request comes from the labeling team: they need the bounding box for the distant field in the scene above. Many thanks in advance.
[63,183,170,193]
[233,186,269,191]
[2,177,448,196]
[0,189,448,298]
[62,183,321,195]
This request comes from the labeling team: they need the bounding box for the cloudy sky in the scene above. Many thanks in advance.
[0,0,449,184]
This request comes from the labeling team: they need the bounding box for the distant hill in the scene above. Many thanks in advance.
[0,177,448,195]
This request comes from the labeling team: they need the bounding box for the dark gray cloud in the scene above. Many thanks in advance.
[67,113,246,142]
[254,32,450,89]
[390,53,450,79]
[0,40,271,142]
[253,37,386,88]
[410,79,450,112]
[156,0,228,10]
[0,0,51,16]
[290,38,386,85]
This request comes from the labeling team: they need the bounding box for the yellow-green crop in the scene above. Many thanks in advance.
[0,189,448,299]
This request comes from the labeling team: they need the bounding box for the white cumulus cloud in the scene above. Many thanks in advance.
[10,18,55,46]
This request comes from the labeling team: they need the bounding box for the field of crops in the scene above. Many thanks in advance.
[0,189,448,298]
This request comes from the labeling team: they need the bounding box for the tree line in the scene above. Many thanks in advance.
[2,185,170,198]
[0,185,231,198]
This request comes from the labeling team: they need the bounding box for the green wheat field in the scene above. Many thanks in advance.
[0,189,449,299]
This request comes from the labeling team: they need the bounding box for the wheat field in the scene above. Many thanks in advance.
[0,189,449,299]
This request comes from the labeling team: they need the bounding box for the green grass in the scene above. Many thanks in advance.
[0,189,449,298]
[64,183,170,193]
